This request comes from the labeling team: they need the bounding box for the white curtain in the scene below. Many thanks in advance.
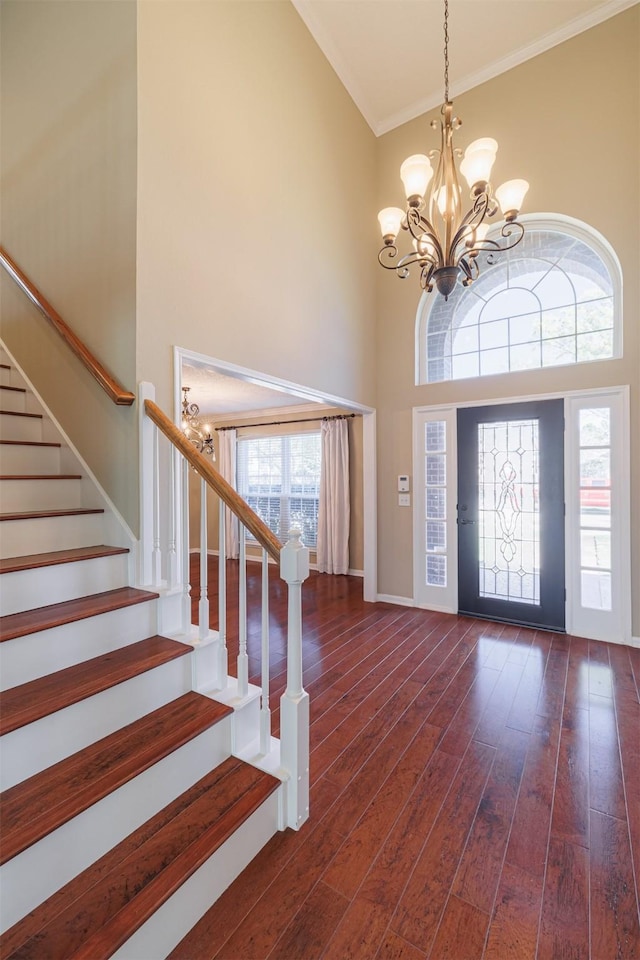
[317,418,350,575]
[217,428,239,560]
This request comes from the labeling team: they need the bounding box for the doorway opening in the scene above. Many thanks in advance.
[174,346,377,602]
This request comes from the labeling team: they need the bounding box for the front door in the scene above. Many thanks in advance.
[457,400,565,630]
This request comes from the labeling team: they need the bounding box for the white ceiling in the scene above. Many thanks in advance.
[182,361,333,420]
[293,0,637,135]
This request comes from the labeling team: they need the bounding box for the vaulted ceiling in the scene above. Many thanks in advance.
[292,0,636,135]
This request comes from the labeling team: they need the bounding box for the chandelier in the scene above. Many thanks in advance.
[377,0,529,300]
[181,387,215,459]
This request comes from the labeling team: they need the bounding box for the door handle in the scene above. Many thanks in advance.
[458,518,476,524]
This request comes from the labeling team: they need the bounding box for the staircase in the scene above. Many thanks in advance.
[0,353,283,958]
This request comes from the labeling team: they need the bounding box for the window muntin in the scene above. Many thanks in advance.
[425,420,447,587]
[236,432,321,548]
[578,408,612,611]
[421,222,619,384]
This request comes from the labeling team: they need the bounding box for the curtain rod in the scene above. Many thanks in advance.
[216,413,358,432]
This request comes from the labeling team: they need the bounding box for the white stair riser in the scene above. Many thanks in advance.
[113,791,281,960]
[0,601,158,689]
[0,553,130,619]
[0,389,26,413]
[0,367,10,387]
[0,443,61,474]
[0,412,42,442]
[1,654,194,789]
[0,477,82,512]
[0,512,105,558]
[0,721,232,933]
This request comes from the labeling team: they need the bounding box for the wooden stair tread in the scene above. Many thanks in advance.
[0,409,42,418]
[1,758,280,959]
[0,692,234,865]
[0,507,103,521]
[0,440,61,448]
[0,474,82,480]
[0,544,129,575]
[0,586,158,642]
[0,386,26,394]
[0,635,191,735]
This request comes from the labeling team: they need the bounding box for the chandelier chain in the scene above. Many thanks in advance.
[443,0,450,103]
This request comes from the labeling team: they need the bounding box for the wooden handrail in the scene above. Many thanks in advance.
[0,246,135,406]
[144,398,282,563]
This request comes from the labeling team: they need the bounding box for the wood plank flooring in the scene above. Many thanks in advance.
[173,559,640,959]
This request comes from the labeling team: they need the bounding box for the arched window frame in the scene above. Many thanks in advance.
[415,213,623,385]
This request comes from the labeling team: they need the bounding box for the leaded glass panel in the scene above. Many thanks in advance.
[477,419,540,605]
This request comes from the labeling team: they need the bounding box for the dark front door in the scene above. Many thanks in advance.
[457,400,565,630]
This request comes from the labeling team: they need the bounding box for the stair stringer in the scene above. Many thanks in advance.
[0,341,137,577]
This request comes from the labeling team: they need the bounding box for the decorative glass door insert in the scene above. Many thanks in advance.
[477,418,540,605]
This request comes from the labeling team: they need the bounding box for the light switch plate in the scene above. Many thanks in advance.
[398,493,411,507]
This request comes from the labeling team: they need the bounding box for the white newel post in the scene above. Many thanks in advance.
[279,528,310,830]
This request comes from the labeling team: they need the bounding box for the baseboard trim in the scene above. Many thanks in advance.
[376,593,414,607]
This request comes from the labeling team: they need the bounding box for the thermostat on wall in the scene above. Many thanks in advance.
[398,475,410,492]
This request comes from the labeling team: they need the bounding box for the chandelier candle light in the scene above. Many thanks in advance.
[181,387,215,459]
[378,0,529,300]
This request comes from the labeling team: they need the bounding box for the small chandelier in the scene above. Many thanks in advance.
[377,0,529,300]
[181,387,215,459]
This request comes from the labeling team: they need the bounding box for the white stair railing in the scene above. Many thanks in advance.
[139,383,309,830]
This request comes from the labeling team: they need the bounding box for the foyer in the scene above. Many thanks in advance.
[173,561,640,959]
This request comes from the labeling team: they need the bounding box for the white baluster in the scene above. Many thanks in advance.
[260,547,271,756]
[217,500,228,687]
[138,382,156,586]
[199,478,209,640]
[152,425,162,587]
[237,525,248,698]
[167,446,179,590]
[181,457,191,635]
[279,527,310,829]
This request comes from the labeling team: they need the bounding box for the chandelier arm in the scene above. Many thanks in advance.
[467,219,526,259]
[406,209,445,265]
[449,207,490,264]
[458,256,480,285]
[378,245,436,279]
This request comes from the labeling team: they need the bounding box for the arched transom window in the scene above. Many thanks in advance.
[418,216,621,384]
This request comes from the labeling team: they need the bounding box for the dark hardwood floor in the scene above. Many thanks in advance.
[173,558,640,959]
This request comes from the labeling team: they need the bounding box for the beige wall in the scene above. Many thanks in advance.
[0,0,138,530]
[189,410,364,572]
[374,9,640,630]
[136,0,377,414]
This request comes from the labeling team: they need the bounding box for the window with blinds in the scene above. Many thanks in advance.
[236,432,322,548]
